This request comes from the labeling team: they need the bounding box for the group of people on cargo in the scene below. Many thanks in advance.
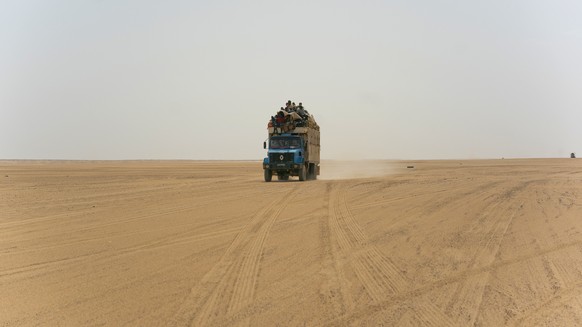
[269,100,312,130]
[283,100,309,118]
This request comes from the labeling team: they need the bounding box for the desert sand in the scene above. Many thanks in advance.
[1,159,582,326]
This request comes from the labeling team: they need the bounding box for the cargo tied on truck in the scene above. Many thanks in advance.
[263,101,320,182]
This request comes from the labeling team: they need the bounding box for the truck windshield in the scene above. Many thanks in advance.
[270,137,301,149]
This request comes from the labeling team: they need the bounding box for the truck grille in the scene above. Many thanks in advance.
[270,153,294,163]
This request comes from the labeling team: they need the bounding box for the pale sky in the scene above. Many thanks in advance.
[2,1,581,160]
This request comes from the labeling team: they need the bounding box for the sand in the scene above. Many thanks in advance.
[1,159,582,326]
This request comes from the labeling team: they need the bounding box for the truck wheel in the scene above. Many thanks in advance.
[264,169,272,182]
[307,163,316,180]
[299,165,307,181]
[310,164,317,180]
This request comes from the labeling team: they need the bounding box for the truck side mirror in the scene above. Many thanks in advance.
[263,141,267,149]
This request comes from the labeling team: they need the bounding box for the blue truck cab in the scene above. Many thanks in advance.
[262,126,320,182]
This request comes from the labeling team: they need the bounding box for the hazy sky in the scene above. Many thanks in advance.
[2,1,582,160]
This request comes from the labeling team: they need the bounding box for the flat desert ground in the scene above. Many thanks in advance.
[2,159,582,326]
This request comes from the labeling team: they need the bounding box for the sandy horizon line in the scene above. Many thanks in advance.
[0,157,576,162]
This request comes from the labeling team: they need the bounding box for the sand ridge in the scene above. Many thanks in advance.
[1,159,582,326]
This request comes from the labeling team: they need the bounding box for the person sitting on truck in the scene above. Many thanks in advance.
[275,111,286,126]
[297,103,306,118]
[285,100,292,111]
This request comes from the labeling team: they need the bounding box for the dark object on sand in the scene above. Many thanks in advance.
[407,166,415,169]
[571,153,576,158]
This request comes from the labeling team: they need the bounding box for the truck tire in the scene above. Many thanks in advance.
[264,169,272,182]
[299,165,307,181]
[308,163,317,180]
[312,167,317,180]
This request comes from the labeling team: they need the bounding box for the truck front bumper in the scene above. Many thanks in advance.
[263,162,301,171]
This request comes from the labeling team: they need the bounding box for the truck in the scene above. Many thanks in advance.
[262,110,320,182]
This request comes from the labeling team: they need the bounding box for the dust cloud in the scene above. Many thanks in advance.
[319,160,403,180]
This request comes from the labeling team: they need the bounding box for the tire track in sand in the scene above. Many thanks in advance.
[328,183,408,304]
[327,205,563,326]
[173,186,299,327]
[319,182,351,319]
[444,188,526,326]
[412,299,457,327]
